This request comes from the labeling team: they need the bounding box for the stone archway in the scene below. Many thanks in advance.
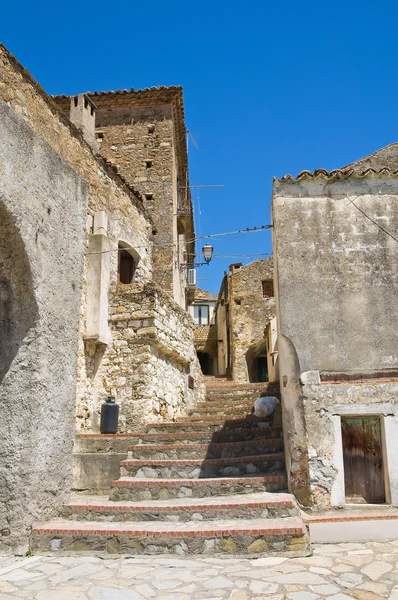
[0,199,37,383]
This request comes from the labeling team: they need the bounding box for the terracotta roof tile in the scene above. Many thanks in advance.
[275,167,398,183]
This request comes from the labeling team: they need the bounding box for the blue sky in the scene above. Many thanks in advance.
[2,1,398,292]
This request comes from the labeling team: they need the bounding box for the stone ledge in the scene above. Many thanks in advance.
[111,474,285,487]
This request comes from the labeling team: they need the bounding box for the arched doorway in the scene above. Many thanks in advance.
[0,200,37,383]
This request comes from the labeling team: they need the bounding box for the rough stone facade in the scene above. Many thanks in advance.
[272,170,398,508]
[215,259,276,383]
[55,90,194,309]
[0,94,87,552]
[89,283,205,432]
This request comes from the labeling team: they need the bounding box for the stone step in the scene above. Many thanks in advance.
[127,426,282,445]
[192,400,255,411]
[147,417,269,433]
[205,384,279,395]
[31,516,308,556]
[197,401,256,412]
[205,391,272,401]
[127,437,284,460]
[110,474,286,501]
[205,382,279,391]
[62,491,297,522]
[120,453,285,479]
[178,412,257,422]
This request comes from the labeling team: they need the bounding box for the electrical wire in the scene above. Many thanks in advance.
[85,224,272,255]
[346,195,398,244]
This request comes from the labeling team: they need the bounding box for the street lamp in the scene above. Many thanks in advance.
[202,244,213,265]
[181,243,214,268]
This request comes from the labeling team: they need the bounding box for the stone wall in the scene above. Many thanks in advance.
[54,92,193,309]
[302,376,398,509]
[0,100,87,553]
[95,110,179,299]
[272,173,398,507]
[228,259,275,383]
[81,283,205,433]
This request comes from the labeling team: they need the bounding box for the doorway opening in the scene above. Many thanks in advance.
[341,416,386,504]
[246,341,268,383]
[197,351,213,375]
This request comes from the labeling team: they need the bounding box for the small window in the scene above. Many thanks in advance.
[118,247,136,284]
[96,132,104,140]
[193,305,209,325]
[90,106,94,116]
[262,280,274,298]
[145,160,153,168]
[84,98,89,109]
[74,97,78,108]
[145,194,153,201]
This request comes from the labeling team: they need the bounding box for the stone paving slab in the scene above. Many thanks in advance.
[1,540,398,598]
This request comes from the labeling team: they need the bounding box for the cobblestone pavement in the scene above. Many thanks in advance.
[1,541,398,599]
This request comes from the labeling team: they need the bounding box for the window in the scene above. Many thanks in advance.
[193,305,209,325]
[118,246,136,284]
[262,279,274,298]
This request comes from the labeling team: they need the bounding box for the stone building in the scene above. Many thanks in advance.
[0,44,204,552]
[54,86,194,310]
[188,287,218,375]
[272,156,398,508]
[52,79,205,435]
[215,259,276,383]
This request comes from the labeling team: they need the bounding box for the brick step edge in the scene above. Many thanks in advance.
[120,453,285,468]
[33,517,305,538]
[304,512,398,524]
[65,495,295,515]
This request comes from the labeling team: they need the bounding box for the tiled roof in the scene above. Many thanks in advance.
[54,86,183,100]
[274,167,398,183]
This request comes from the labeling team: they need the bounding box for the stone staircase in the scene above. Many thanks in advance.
[31,380,310,556]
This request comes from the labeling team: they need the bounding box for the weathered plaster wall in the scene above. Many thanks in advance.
[273,178,398,374]
[80,283,205,433]
[0,101,87,552]
[273,175,398,507]
[228,259,275,383]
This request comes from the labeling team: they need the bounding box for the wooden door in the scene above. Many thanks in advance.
[341,416,385,504]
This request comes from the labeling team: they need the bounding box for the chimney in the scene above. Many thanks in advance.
[70,94,99,152]
[229,262,243,273]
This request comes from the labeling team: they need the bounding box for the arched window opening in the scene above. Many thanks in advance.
[117,242,139,284]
